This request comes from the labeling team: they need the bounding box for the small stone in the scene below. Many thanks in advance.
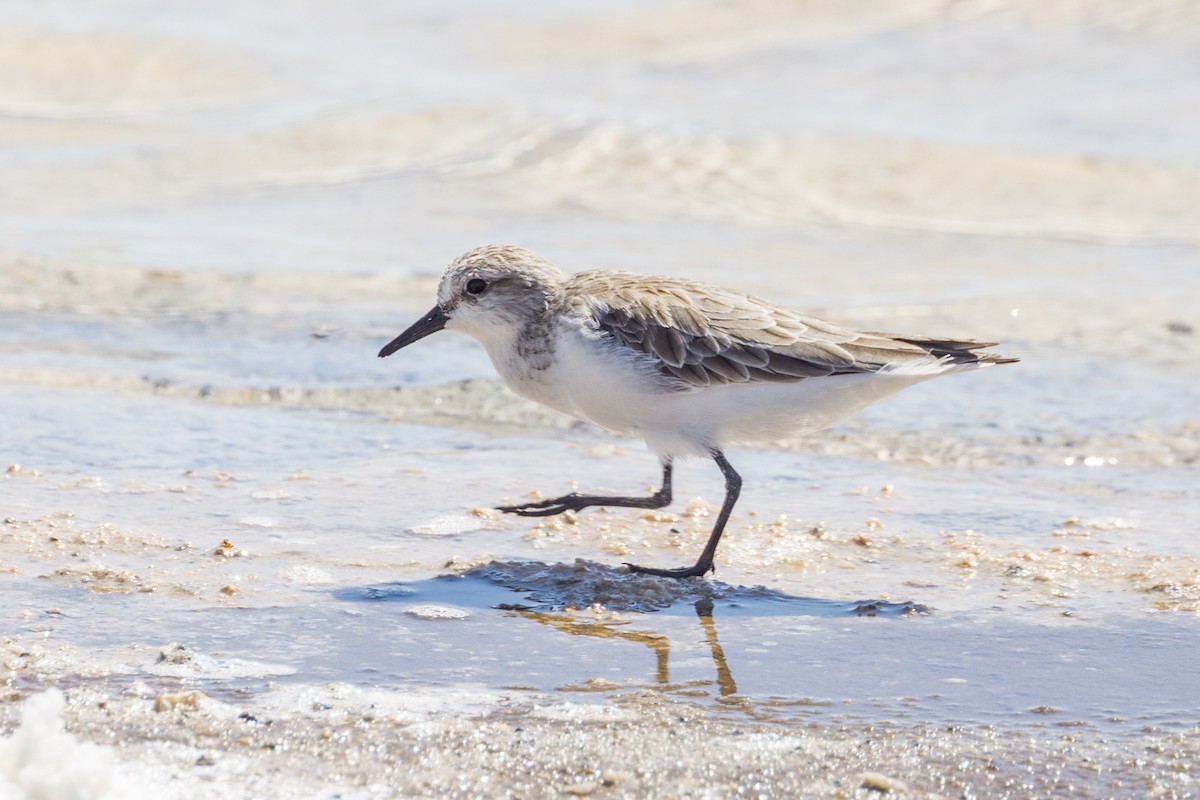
[214,540,247,558]
[154,690,204,713]
[405,604,469,620]
[601,772,628,787]
[861,772,907,793]
[468,506,500,519]
[157,644,193,664]
[563,781,600,796]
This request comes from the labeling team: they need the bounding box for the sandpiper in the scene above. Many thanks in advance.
[379,245,1017,578]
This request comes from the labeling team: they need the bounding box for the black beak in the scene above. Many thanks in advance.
[378,306,448,357]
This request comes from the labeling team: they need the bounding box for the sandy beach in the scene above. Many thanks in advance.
[2,1,1199,797]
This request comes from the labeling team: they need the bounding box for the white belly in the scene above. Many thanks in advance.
[634,372,940,457]
[520,330,948,458]
[484,324,957,460]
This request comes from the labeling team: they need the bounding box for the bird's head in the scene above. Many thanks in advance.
[378,245,564,357]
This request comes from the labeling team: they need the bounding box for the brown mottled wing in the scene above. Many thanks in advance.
[569,271,1012,389]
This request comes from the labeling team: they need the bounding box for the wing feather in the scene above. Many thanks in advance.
[704,355,751,382]
[566,270,1013,390]
[719,344,769,368]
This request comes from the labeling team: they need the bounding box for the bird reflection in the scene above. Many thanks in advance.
[507,597,738,697]
[694,597,738,697]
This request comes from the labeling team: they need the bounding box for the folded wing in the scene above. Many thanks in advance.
[568,271,1016,390]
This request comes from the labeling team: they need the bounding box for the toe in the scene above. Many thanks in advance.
[624,561,710,579]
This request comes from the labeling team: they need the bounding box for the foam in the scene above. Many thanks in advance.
[0,690,125,800]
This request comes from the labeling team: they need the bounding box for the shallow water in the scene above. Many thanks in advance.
[3,1,1200,797]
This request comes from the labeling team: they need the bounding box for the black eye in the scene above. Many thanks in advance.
[466,278,488,295]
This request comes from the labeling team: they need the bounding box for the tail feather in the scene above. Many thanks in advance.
[884,334,1020,367]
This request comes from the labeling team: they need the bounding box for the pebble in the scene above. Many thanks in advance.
[154,690,204,713]
[861,772,907,793]
[404,604,469,620]
[562,781,599,795]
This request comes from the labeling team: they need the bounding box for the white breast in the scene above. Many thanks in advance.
[541,326,667,435]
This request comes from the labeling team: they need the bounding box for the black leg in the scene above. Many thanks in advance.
[626,450,741,579]
[498,461,673,517]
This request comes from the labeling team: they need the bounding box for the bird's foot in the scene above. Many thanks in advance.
[498,491,670,517]
[497,493,592,517]
[624,560,713,579]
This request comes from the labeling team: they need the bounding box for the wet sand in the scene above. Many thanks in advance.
[3,1,1200,798]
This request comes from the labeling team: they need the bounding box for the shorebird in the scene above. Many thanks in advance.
[379,245,1016,578]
